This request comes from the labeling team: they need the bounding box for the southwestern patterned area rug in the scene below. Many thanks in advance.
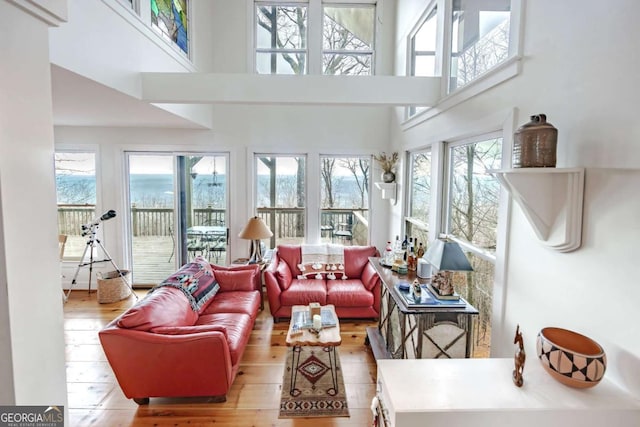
[279,346,349,418]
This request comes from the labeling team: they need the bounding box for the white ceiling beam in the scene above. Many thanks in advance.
[140,73,441,106]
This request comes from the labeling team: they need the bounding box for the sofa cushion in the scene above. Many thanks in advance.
[213,269,257,292]
[344,246,378,278]
[276,260,293,290]
[117,287,198,331]
[202,290,261,317]
[280,279,327,306]
[326,279,374,307]
[149,324,227,336]
[277,245,303,276]
[196,313,252,365]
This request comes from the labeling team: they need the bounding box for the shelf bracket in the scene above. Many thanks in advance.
[489,168,584,252]
[375,182,398,205]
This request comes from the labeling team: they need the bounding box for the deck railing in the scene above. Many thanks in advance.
[58,205,368,242]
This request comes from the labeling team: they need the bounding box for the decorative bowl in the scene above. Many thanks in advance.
[536,327,606,389]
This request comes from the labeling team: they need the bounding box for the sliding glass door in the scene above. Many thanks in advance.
[127,153,228,286]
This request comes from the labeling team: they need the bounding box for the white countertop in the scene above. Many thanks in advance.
[376,358,640,427]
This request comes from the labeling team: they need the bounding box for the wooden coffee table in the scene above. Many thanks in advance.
[286,304,341,396]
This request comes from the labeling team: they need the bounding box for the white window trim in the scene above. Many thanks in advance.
[402,0,523,129]
[251,0,378,75]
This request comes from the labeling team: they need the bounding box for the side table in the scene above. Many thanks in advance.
[367,257,479,360]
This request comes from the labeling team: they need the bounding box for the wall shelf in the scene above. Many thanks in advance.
[375,182,397,205]
[489,168,584,252]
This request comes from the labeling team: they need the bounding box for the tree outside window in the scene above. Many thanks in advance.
[256,155,306,247]
[55,152,97,260]
[405,151,431,249]
[320,156,370,245]
[256,1,376,75]
[446,136,502,357]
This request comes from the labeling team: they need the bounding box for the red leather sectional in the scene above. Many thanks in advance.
[99,263,261,404]
[264,245,381,321]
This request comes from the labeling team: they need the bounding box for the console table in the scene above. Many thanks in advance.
[367,257,478,359]
[374,358,640,427]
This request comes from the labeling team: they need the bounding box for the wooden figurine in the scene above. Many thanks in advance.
[513,324,525,387]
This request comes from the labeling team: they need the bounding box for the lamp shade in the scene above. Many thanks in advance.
[238,216,273,240]
[423,239,473,272]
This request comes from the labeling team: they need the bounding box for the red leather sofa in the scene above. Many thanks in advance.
[264,244,381,321]
[99,261,261,404]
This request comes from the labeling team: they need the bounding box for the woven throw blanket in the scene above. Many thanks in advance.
[298,244,346,280]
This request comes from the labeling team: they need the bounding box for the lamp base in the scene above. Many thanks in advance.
[248,240,264,264]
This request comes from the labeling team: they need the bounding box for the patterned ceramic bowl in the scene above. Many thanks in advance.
[536,327,606,389]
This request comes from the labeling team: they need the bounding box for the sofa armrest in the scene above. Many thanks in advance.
[264,265,283,317]
[99,325,234,400]
[361,261,380,291]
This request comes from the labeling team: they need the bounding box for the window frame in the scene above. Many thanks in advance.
[150,0,191,57]
[253,0,378,75]
[403,0,523,127]
[403,148,433,248]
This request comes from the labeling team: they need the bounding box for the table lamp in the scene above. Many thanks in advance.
[422,238,473,296]
[238,216,273,264]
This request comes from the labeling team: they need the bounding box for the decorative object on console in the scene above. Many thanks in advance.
[238,216,273,264]
[513,113,557,168]
[513,324,525,387]
[374,151,399,183]
[422,238,473,296]
[536,327,606,389]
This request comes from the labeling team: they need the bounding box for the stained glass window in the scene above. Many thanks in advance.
[151,0,189,55]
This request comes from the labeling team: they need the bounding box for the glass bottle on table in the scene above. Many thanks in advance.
[384,241,393,266]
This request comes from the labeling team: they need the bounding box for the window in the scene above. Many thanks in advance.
[449,0,511,92]
[151,0,189,55]
[323,5,375,75]
[445,134,502,356]
[320,156,370,245]
[55,152,97,261]
[404,150,432,248]
[255,1,377,75]
[255,155,306,247]
[256,4,308,74]
[408,7,438,117]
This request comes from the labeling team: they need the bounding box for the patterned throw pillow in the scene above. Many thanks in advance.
[154,261,219,314]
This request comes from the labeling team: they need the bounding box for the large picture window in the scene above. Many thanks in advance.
[55,152,97,261]
[320,155,370,245]
[256,1,376,75]
[405,150,432,248]
[255,155,307,247]
[256,4,308,74]
[323,5,375,75]
[408,6,438,117]
[449,0,511,92]
[445,134,502,356]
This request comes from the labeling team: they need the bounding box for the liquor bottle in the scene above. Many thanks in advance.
[417,242,425,258]
[407,244,416,271]
[401,235,408,260]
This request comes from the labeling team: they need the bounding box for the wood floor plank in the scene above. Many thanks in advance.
[64,290,378,426]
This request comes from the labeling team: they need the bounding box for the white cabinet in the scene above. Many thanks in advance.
[375,358,640,427]
[489,168,584,252]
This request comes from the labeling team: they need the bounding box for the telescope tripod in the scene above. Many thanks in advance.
[64,229,138,303]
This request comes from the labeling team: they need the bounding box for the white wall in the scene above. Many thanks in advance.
[393,0,640,394]
[0,0,68,413]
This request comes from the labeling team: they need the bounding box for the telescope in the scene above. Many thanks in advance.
[81,210,116,234]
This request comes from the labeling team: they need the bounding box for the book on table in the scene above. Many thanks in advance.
[394,284,466,308]
[292,307,337,329]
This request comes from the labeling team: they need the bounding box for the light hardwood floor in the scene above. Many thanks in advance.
[64,290,378,426]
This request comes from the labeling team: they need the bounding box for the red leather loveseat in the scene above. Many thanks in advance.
[99,258,261,404]
[264,244,380,321]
